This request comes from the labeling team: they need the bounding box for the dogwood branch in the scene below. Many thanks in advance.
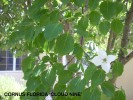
[107,30,116,52]
[118,2,133,62]
[122,51,133,64]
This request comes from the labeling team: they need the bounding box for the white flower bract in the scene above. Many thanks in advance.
[45,95,52,100]
[90,49,116,73]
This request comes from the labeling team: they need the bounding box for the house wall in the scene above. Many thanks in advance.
[116,58,133,100]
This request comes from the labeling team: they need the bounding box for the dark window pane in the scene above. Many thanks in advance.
[0,58,6,64]
[0,65,6,70]
[7,51,13,57]
[7,58,13,65]
[7,65,13,70]
[16,65,21,70]
[16,58,21,65]
[0,50,6,57]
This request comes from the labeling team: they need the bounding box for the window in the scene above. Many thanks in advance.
[0,50,22,71]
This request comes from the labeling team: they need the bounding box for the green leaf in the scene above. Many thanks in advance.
[42,56,50,63]
[50,10,60,23]
[68,64,79,73]
[88,0,100,11]
[54,34,74,55]
[61,0,69,4]
[81,87,101,100]
[112,61,124,77]
[48,39,56,51]
[111,19,123,34]
[101,81,115,97]
[26,76,41,91]
[77,16,88,30]
[114,2,123,16]
[100,1,115,20]
[89,11,101,26]
[77,30,89,37]
[45,68,56,86]
[40,14,50,26]
[99,21,110,35]
[44,23,63,41]
[53,63,64,74]
[33,32,45,49]
[112,90,126,100]
[32,64,46,77]
[41,68,56,88]
[73,43,83,59]
[54,83,66,93]
[28,0,48,18]
[73,0,85,7]
[91,69,106,88]
[101,94,110,100]
[84,64,97,82]
[67,77,86,92]
[58,70,73,84]
[22,56,35,80]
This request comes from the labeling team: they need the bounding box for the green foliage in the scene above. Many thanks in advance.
[91,69,106,88]
[67,77,86,92]
[89,11,101,26]
[112,61,124,77]
[88,0,100,11]
[40,67,56,89]
[55,34,74,55]
[1,0,130,100]
[112,90,126,100]
[73,0,85,7]
[76,16,89,37]
[77,16,88,30]
[84,63,97,82]
[111,19,123,34]
[44,23,63,41]
[81,87,101,100]
[99,21,110,35]
[68,63,80,73]
[22,56,35,80]
[114,2,124,16]
[101,81,115,97]
[73,43,83,59]
[58,70,73,84]
[100,1,115,20]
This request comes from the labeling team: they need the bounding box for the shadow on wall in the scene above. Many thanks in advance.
[116,58,133,100]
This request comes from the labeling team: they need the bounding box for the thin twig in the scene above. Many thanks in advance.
[64,56,75,67]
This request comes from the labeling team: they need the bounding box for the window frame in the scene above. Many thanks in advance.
[0,50,22,72]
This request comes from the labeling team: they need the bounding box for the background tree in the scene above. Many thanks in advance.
[0,0,133,100]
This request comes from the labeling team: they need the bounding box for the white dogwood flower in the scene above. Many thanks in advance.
[90,49,116,73]
[45,95,52,100]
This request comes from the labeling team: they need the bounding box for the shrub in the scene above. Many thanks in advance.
[0,75,25,100]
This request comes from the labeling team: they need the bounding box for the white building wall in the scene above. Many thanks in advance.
[116,58,133,100]
[0,71,24,84]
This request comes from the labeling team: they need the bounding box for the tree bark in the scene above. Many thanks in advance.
[111,1,133,84]
[107,30,116,52]
[118,2,133,62]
